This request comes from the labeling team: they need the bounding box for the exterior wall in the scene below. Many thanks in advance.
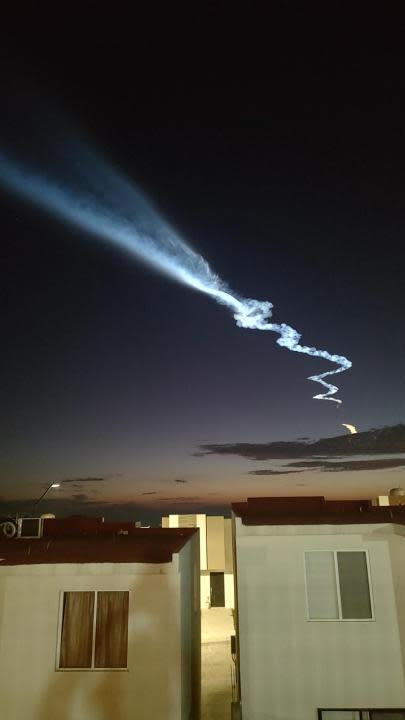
[225,572,234,609]
[200,571,234,609]
[224,519,235,607]
[179,533,201,719]
[201,572,211,609]
[0,557,192,720]
[224,519,233,572]
[166,514,235,608]
[388,527,405,682]
[197,514,208,571]
[206,516,225,570]
[168,514,207,570]
[235,520,405,720]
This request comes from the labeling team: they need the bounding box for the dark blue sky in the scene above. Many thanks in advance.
[1,5,404,521]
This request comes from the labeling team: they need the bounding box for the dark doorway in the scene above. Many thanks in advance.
[210,572,225,607]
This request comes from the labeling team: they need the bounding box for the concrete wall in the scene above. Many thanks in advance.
[168,514,207,570]
[225,573,234,609]
[179,532,201,719]
[200,572,234,609]
[388,526,405,684]
[235,520,405,720]
[207,516,225,570]
[197,514,208,571]
[201,573,211,609]
[0,553,198,720]
[225,519,233,573]
[167,514,235,609]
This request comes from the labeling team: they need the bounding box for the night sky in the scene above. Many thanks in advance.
[1,5,404,523]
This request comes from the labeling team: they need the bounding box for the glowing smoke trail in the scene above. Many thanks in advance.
[0,141,351,403]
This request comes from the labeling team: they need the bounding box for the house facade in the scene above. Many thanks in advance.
[0,518,200,720]
[232,497,405,720]
[162,513,234,609]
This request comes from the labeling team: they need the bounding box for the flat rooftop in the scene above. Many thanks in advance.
[232,496,405,526]
[0,519,198,565]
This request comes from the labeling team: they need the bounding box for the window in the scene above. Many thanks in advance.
[305,551,372,620]
[318,710,405,720]
[58,591,129,669]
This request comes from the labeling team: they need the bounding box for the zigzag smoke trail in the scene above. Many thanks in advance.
[0,139,352,403]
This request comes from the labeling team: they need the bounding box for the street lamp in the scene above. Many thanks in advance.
[1,483,61,539]
[31,482,61,513]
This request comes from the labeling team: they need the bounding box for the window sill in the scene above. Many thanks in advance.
[56,668,129,672]
[306,617,375,622]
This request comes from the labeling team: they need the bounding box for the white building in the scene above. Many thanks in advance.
[162,513,234,609]
[0,518,201,720]
[232,496,405,720]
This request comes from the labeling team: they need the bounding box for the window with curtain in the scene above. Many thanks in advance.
[59,591,129,669]
[305,551,372,620]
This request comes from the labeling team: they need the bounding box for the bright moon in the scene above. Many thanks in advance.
[342,423,358,434]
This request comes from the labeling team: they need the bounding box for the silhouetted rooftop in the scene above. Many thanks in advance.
[232,496,405,526]
[0,518,198,565]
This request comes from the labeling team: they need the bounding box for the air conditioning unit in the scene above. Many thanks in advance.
[17,517,44,538]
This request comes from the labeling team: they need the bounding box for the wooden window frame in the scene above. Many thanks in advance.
[56,590,129,671]
[304,550,375,622]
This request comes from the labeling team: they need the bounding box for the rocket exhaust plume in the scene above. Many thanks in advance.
[0,134,352,403]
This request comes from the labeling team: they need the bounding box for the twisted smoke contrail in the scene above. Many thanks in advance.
[0,138,351,403]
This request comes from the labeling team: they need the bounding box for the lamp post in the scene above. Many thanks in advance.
[31,482,60,514]
[1,483,61,539]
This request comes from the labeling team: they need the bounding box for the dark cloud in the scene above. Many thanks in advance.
[158,496,203,503]
[62,477,106,484]
[287,458,405,472]
[248,469,307,476]
[141,491,157,496]
[174,478,188,484]
[197,425,405,461]
[71,493,90,502]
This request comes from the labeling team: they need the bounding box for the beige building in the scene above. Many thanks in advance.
[232,496,405,720]
[162,513,234,609]
[0,518,200,720]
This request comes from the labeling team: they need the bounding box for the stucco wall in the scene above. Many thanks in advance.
[224,519,234,573]
[225,572,234,609]
[207,516,225,570]
[388,527,405,682]
[201,573,211,609]
[0,559,188,720]
[235,521,405,720]
[179,532,201,720]
[168,514,207,570]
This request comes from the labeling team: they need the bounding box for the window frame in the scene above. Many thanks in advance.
[318,709,405,720]
[56,590,129,672]
[304,549,375,622]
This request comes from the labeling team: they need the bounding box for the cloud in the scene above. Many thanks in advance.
[196,424,405,461]
[158,496,203,503]
[71,493,90,502]
[174,478,188,484]
[287,458,405,472]
[62,477,106,484]
[248,469,307,476]
[141,491,157,496]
